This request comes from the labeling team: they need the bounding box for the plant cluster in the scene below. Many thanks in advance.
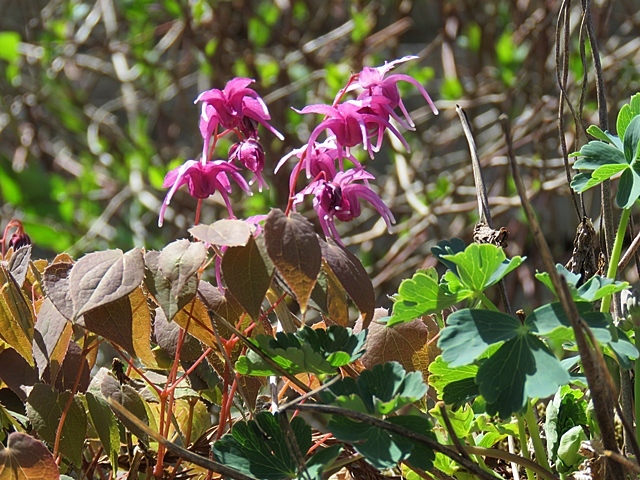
[3,42,640,480]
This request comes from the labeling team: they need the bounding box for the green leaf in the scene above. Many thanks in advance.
[69,248,144,319]
[438,309,521,367]
[213,412,312,480]
[327,415,435,470]
[26,384,87,467]
[617,93,640,141]
[576,276,628,302]
[477,335,570,418]
[304,445,342,480]
[389,268,465,326]
[442,243,524,293]
[573,141,627,170]
[431,238,466,275]
[616,167,640,208]
[586,125,622,148]
[222,235,272,320]
[321,362,427,416]
[429,404,474,439]
[264,210,321,313]
[0,32,21,63]
[428,356,479,409]
[624,114,640,162]
[86,392,120,474]
[556,426,587,473]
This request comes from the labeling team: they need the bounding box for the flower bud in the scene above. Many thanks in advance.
[229,138,268,190]
[9,231,31,250]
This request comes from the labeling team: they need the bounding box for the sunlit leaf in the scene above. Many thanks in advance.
[264,210,321,313]
[0,266,34,365]
[33,298,72,379]
[617,92,640,141]
[69,248,144,319]
[222,235,272,320]
[189,219,252,246]
[0,432,60,480]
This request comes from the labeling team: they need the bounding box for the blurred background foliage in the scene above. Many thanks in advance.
[1,0,640,305]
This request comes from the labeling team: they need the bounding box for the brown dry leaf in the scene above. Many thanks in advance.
[356,308,440,384]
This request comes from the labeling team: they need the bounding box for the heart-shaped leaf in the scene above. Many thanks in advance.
[264,209,321,313]
[189,219,252,246]
[69,248,144,319]
[0,432,60,480]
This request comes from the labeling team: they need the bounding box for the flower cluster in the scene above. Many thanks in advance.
[158,57,437,245]
[158,78,282,227]
[279,55,438,243]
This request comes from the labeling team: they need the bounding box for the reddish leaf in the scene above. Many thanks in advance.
[26,384,87,467]
[0,432,60,480]
[99,370,149,442]
[78,287,155,366]
[264,209,321,313]
[0,266,35,365]
[33,298,73,379]
[69,248,144,319]
[222,236,272,320]
[154,308,203,362]
[320,238,375,328]
[199,281,244,328]
[7,245,31,287]
[43,261,74,320]
[0,349,37,401]
[47,342,91,393]
[173,296,218,349]
[356,308,440,384]
[145,239,207,321]
[189,219,252,246]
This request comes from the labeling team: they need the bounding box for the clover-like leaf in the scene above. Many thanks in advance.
[431,238,466,275]
[573,141,626,170]
[428,356,479,409]
[617,92,640,141]
[69,248,144,319]
[616,165,640,208]
[236,326,366,376]
[0,432,60,480]
[438,309,521,367]
[389,268,464,326]
[327,414,435,470]
[189,219,252,246]
[213,412,312,480]
[585,125,622,148]
[321,362,427,416]
[477,334,570,418]
[442,243,524,294]
[576,276,629,302]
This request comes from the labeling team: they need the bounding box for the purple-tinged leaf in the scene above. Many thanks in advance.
[154,308,203,362]
[145,240,207,321]
[264,209,321,313]
[77,287,155,366]
[26,383,87,467]
[99,371,149,442]
[0,432,60,479]
[320,238,375,327]
[173,296,218,349]
[222,235,272,320]
[189,219,252,246]
[33,297,73,379]
[43,261,74,320]
[0,348,37,401]
[47,342,90,393]
[69,248,144,319]
[7,245,31,287]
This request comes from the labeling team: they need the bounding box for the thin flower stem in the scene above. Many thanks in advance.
[635,326,640,447]
[524,402,551,473]
[479,292,499,311]
[601,207,632,313]
[517,414,536,480]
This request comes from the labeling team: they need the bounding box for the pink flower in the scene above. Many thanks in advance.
[195,78,283,160]
[293,168,395,243]
[158,159,251,227]
[295,100,409,176]
[229,138,268,191]
[350,55,439,128]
